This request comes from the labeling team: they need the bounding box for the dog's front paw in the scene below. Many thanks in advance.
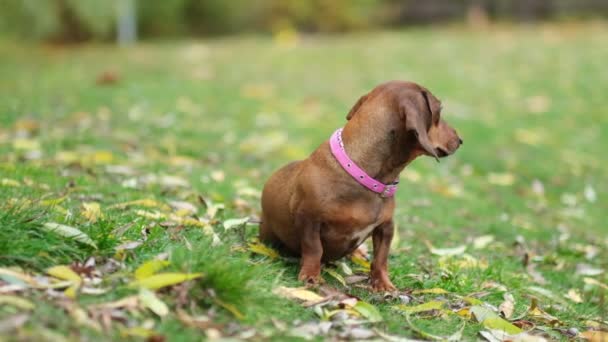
[298,268,322,285]
[370,274,397,292]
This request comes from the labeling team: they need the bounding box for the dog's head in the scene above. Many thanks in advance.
[346,81,462,161]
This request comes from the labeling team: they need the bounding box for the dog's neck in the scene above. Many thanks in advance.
[341,123,420,185]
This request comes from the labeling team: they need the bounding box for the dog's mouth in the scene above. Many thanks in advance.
[436,147,449,158]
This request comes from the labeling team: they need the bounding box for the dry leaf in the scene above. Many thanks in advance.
[488,173,516,186]
[473,235,495,249]
[565,289,583,303]
[0,295,35,310]
[81,202,103,223]
[426,241,467,256]
[499,293,515,319]
[273,286,325,306]
[581,330,608,342]
[41,223,97,249]
[139,289,169,316]
[248,241,280,259]
[412,288,449,295]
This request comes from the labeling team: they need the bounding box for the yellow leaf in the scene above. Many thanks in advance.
[273,286,325,305]
[64,284,80,299]
[394,301,445,313]
[350,255,371,272]
[121,327,155,338]
[214,298,245,320]
[92,150,113,164]
[565,289,583,303]
[324,268,346,287]
[135,260,170,280]
[584,277,608,290]
[248,241,280,259]
[0,295,35,310]
[13,138,40,150]
[139,289,169,316]
[129,272,203,290]
[40,196,66,207]
[69,306,101,332]
[1,178,21,187]
[487,172,515,186]
[412,288,449,295]
[354,300,382,322]
[134,210,166,220]
[581,330,608,342]
[46,265,81,283]
[109,199,170,211]
[471,305,523,335]
[81,202,103,223]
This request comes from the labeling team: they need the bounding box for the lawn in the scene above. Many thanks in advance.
[1,22,607,341]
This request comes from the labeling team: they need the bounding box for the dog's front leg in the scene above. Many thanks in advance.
[296,214,323,284]
[371,220,397,292]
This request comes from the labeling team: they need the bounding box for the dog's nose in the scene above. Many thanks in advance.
[458,138,463,145]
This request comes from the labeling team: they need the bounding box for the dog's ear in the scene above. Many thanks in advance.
[421,90,441,125]
[346,93,368,120]
[400,96,439,162]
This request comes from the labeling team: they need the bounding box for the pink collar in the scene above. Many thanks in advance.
[329,128,398,197]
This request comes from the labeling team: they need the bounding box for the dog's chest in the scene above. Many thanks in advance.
[350,221,380,246]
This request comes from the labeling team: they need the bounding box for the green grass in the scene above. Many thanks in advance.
[1,22,607,340]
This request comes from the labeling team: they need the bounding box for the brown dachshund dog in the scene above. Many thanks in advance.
[260,81,462,291]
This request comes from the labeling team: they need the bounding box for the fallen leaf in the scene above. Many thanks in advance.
[0,295,35,310]
[273,286,325,306]
[412,288,449,295]
[576,263,604,276]
[584,277,608,290]
[581,330,608,342]
[1,178,21,187]
[350,254,371,271]
[426,241,467,256]
[135,260,170,280]
[0,268,37,287]
[488,173,516,186]
[247,241,280,259]
[214,297,245,320]
[129,273,203,290]
[46,265,81,283]
[565,289,583,303]
[81,202,103,223]
[473,235,495,249]
[41,223,97,249]
[0,314,29,333]
[324,268,346,287]
[471,306,523,335]
[223,217,249,230]
[139,289,169,316]
[354,301,382,322]
[394,301,445,313]
[109,198,171,211]
[527,299,560,326]
[499,293,515,319]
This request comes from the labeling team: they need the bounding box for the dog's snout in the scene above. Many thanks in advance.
[458,138,463,145]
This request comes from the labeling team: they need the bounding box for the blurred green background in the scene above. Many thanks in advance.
[2,0,608,43]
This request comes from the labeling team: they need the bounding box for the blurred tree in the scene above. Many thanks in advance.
[1,0,607,42]
[117,0,137,45]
